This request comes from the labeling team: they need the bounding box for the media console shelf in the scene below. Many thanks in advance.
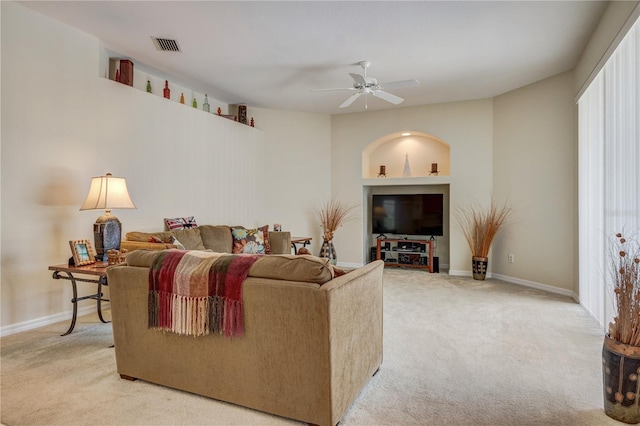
[376,238,434,272]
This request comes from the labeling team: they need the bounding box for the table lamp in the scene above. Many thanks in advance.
[80,173,136,261]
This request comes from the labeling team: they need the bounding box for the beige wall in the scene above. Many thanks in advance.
[330,100,494,270]
[0,3,331,334]
[493,71,578,294]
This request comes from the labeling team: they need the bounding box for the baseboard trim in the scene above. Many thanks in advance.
[448,269,474,278]
[0,304,109,337]
[491,273,577,301]
[448,270,577,301]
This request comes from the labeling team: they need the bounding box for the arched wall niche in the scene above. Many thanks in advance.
[362,131,451,178]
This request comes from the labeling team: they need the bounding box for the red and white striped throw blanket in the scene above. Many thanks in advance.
[148,250,260,337]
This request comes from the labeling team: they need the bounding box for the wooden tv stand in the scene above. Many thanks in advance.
[376,238,434,272]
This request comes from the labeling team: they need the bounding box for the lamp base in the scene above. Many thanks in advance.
[93,213,122,261]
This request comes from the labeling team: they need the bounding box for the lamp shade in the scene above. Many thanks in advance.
[80,173,136,211]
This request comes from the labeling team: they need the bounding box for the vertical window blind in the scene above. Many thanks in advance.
[578,17,639,330]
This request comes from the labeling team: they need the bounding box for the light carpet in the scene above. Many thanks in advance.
[1,269,618,425]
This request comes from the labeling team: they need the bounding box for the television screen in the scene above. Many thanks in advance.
[372,194,444,236]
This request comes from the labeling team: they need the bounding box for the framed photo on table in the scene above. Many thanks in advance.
[69,239,96,266]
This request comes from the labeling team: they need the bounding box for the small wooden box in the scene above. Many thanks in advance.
[119,60,134,86]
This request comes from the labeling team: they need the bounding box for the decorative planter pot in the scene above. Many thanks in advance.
[320,240,338,265]
[603,334,640,424]
[472,256,488,280]
[319,239,337,265]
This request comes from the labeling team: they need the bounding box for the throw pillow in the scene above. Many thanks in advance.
[172,228,206,250]
[231,225,271,254]
[171,236,186,250]
[164,216,198,231]
[148,235,174,244]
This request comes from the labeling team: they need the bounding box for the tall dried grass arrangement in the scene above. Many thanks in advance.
[317,198,357,241]
[608,232,640,346]
[455,198,512,258]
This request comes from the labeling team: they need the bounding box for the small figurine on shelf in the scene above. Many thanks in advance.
[115,69,120,82]
[192,97,197,108]
[203,94,210,112]
[180,92,185,104]
[146,80,152,93]
[217,107,222,115]
[163,80,170,99]
[250,117,255,127]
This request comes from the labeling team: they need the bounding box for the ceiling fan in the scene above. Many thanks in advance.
[312,61,420,109]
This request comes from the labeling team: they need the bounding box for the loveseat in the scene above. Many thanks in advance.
[107,249,384,426]
[121,225,292,255]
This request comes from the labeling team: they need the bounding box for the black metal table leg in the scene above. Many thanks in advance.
[96,276,108,323]
[51,269,109,336]
[54,271,79,336]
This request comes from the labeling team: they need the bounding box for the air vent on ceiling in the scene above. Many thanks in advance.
[152,37,181,52]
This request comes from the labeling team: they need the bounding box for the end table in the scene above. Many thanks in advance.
[291,237,312,254]
[48,263,109,336]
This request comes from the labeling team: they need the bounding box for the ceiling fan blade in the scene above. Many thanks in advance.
[311,87,358,92]
[378,79,420,90]
[349,73,367,86]
[340,92,362,108]
[373,90,404,105]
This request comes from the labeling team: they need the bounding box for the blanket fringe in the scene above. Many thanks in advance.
[224,300,244,337]
[150,292,244,336]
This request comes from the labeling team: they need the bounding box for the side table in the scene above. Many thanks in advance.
[291,237,312,254]
[48,263,109,336]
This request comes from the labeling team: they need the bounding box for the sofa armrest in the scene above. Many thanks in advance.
[120,240,177,252]
[269,231,291,255]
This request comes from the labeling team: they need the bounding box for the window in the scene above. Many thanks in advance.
[578,17,639,329]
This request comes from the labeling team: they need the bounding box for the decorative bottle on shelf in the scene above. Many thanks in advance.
[250,117,255,127]
[217,107,222,115]
[115,69,120,82]
[192,97,197,108]
[402,153,412,177]
[180,93,185,104]
[146,80,152,93]
[163,80,170,99]
[203,94,210,112]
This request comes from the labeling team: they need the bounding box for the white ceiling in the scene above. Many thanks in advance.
[20,1,608,115]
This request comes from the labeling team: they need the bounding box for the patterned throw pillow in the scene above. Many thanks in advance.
[231,225,271,254]
[164,216,198,231]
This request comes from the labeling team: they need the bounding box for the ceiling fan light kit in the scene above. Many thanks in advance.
[313,61,419,109]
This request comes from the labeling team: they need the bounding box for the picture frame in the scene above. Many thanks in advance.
[69,239,96,266]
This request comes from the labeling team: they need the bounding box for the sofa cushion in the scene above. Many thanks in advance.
[198,225,233,253]
[126,231,174,243]
[248,254,334,284]
[172,228,206,250]
[231,225,271,254]
[124,251,334,284]
[164,216,198,231]
[124,249,162,267]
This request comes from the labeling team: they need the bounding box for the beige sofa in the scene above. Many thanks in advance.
[120,225,292,255]
[107,250,384,426]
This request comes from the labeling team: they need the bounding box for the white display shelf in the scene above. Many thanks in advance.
[362,176,451,186]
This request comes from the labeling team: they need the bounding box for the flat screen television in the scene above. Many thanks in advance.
[372,194,444,236]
